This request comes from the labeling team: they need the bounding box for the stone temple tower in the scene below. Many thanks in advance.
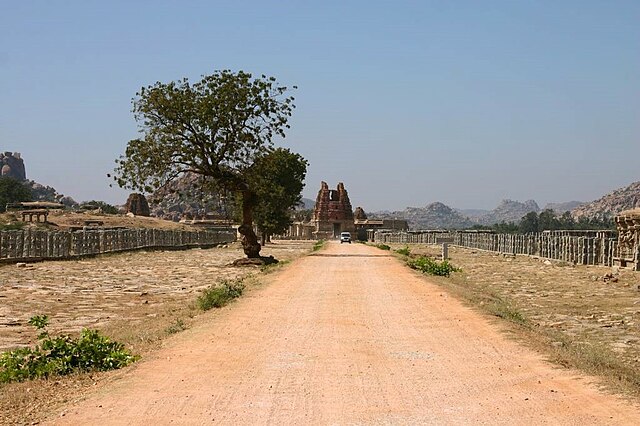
[312,181,356,239]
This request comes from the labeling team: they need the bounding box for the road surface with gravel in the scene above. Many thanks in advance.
[51,242,640,425]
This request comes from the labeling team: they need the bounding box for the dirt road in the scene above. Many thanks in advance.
[51,242,640,425]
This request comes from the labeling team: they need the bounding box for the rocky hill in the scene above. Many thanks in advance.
[0,152,26,181]
[477,199,540,225]
[543,201,585,213]
[572,181,640,220]
[298,197,315,210]
[373,202,473,229]
[148,173,231,221]
[456,208,489,220]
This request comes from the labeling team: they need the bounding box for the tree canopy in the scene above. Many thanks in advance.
[0,177,32,212]
[113,70,297,258]
[247,148,308,244]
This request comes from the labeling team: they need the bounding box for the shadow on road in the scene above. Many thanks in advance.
[309,254,394,258]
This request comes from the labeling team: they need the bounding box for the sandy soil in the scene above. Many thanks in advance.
[0,241,310,352]
[46,242,640,425]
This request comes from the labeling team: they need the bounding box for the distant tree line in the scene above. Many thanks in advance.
[471,209,615,234]
[0,176,120,215]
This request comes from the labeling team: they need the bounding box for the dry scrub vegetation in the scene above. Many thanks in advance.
[0,240,313,425]
[391,243,640,399]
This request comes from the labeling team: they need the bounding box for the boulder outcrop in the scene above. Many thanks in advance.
[0,152,26,181]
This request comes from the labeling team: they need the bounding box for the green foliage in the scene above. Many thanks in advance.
[260,259,290,274]
[247,148,308,240]
[487,297,527,324]
[407,256,460,277]
[292,208,313,222]
[197,279,245,311]
[112,70,299,258]
[0,221,26,231]
[165,318,187,335]
[79,200,119,214]
[375,243,391,251]
[0,176,32,213]
[0,315,137,383]
[471,221,522,234]
[472,209,615,234]
[519,209,615,233]
[395,246,411,256]
[519,211,540,233]
[113,70,296,194]
[312,240,325,252]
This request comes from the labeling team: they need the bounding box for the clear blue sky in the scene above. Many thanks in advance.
[1,0,639,211]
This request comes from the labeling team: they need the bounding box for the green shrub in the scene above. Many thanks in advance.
[312,240,325,252]
[165,318,187,335]
[395,246,411,256]
[198,279,245,311]
[407,256,460,277]
[79,200,119,214]
[0,315,137,383]
[375,243,391,251]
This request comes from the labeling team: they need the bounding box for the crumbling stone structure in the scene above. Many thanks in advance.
[354,206,367,221]
[125,193,151,217]
[0,152,26,181]
[312,182,355,239]
[614,209,640,271]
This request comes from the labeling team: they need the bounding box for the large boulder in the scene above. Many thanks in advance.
[0,152,26,181]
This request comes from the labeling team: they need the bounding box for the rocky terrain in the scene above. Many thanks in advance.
[147,173,232,221]
[373,199,544,229]
[373,202,473,229]
[572,181,640,220]
[544,201,584,213]
[477,199,540,225]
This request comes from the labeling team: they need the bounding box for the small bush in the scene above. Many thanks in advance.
[79,200,119,214]
[165,318,187,335]
[395,246,411,256]
[198,279,245,311]
[488,299,527,325]
[375,243,391,251]
[0,221,26,231]
[0,315,137,383]
[407,256,460,277]
[312,240,325,252]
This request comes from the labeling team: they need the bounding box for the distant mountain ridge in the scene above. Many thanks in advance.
[372,199,543,229]
[371,202,473,229]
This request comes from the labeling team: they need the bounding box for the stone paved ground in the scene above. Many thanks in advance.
[0,240,313,351]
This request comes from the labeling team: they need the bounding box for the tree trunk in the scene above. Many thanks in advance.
[238,190,261,258]
[261,232,267,246]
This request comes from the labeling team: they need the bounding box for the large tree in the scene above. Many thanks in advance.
[247,148,308,245]
[0,177,32,212]
[113,70,296,258]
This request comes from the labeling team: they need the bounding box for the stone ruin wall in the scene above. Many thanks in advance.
[615,209,640,270]
[0,152,26,181]
[0,228,236,263]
